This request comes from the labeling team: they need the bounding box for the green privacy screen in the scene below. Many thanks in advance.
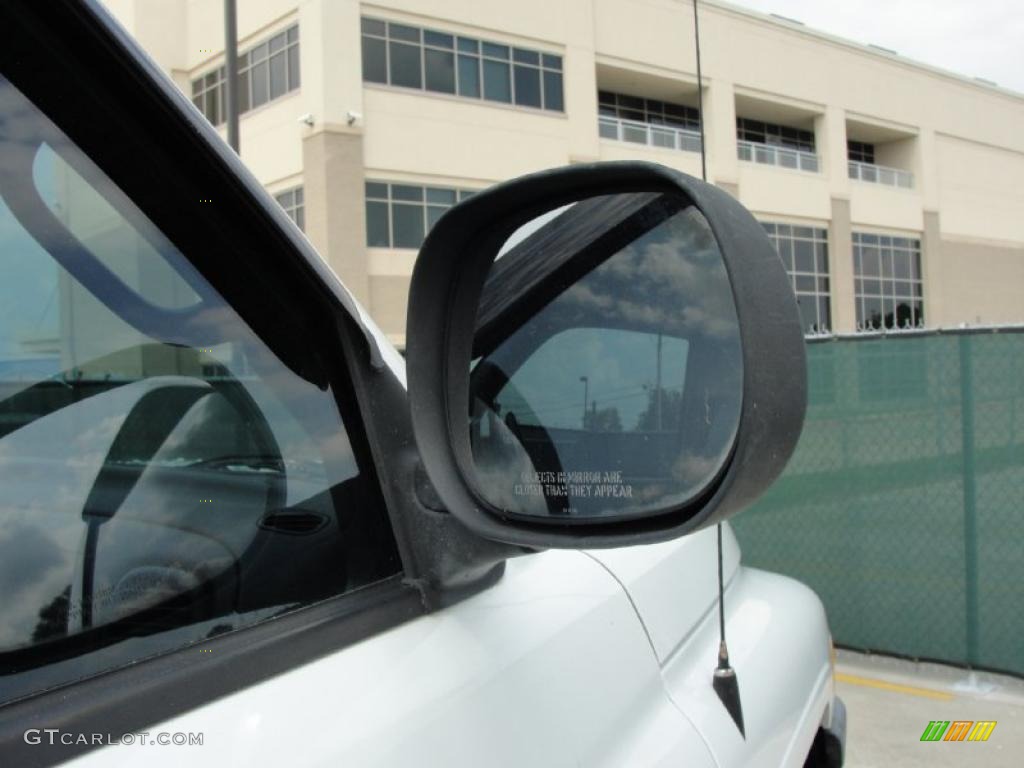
[731,330,1023,676]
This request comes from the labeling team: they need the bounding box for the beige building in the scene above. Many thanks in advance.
[105,0,1024,347]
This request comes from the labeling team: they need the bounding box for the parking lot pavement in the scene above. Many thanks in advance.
[835,649,1024,767]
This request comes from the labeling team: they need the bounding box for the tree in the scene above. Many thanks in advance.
[635,387,683,432]
[583,403,622,432]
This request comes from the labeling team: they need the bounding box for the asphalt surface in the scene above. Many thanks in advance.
[836,649,1024,767]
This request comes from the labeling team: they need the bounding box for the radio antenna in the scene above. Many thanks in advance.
[693,0,745,738]
[694,0,708,183]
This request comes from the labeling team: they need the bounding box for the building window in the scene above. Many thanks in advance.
[597,91,702,152]
[360,17,563,112]
[737,117,818,171]
[598,92,700,131]
[847,140,875,164]
[853,232,924,330]
[191,68,226,125]
[191,24,300,125]
[274,186,304,231]
[761,222,831,333]
[847,140,914,188]
[737,118,815,152]
[365,181,476,249]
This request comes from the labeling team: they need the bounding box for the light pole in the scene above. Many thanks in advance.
[579,376,589,430]
[655,332,663,431]
[224,0,240,152]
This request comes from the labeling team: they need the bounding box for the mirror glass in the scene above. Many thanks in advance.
[468,192,743,522]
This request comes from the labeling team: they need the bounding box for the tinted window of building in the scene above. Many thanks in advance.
[598,91,700,131]
[274,186,304,232]
[848,140,876,164]
[361,18,563,112]
[737,117,815,152]
[191,25,299,125]
[761,222,831,333]
[853,232,924,330]
[365,181,477,249]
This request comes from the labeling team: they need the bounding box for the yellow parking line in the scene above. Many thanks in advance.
[836,672,954,701]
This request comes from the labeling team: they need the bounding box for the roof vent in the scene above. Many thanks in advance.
[770,13,804,25]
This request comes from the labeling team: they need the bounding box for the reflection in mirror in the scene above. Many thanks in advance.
[469,193,742,523]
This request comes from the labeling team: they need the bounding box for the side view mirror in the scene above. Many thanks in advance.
[406,161,806,548]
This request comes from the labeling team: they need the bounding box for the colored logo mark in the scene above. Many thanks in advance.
[920,720,996,742]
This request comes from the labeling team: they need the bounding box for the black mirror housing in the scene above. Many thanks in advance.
[406,161,806,548]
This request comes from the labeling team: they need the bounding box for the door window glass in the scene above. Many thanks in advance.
[0,75,400,705]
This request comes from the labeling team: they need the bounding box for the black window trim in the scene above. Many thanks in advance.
[0,575,423,768]
[0,3,514,763]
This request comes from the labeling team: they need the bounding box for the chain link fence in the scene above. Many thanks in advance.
[731,328,1024,677]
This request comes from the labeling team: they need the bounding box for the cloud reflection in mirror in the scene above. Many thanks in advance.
[469,193,742,523]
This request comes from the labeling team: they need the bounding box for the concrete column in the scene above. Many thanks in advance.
[921,209,943,327]
[816,105,849,197]
[829,196,856,333]
[909,130,937,327]
[565,0,599,164]
[914,131,941,326]
[916,128,940,212]
[300,0,364,128]
[705,78,737,187]
[302,129,370,306]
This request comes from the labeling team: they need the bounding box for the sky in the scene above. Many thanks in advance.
[720,0,1024,94]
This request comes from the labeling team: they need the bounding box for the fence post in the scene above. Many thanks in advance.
[958,334,979,667]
